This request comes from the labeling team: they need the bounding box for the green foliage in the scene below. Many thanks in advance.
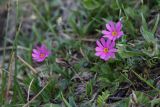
[118,50,145,58]
[151,98,160,107]
[61,93,72,107]
[135,91,150,104]
[140,27,155,43]
[97,90,110,107]
[83,0,100,10]
[42,103,61,107]
[140,13,156,44]
[86,80,93,97]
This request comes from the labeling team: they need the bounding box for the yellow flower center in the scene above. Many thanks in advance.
[112,31,117,36]
[103,48,109,53]
[40,53,45,58]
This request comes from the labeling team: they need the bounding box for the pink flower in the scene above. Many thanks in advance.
[32,44,51,62]
[102,21,124,41]
[95,38,117,61]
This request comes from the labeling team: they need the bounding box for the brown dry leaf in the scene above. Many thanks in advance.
[55,58,71,68]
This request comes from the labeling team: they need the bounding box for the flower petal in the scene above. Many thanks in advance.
[95,47,103,51]
[103,54,110,61]
[102,30,111,35]
[45,51,50,57]
[100,53,107,59]
[96,40,103,48]
[106,39,111,47]
[106,23,112,31]
[112,37,117,41]
[41,44,47,50]
[116,21,122,31]
[109,48,117,52]
[95,52,103,56]
[118,31,124,36]
[109,53,115,59]
[110,41,116,48]
[33,49,39,54]
[100,38,106,47]
[37,58,45,62]
[103,35,114,40]
[109,21,115,31]
[32,53,38,58]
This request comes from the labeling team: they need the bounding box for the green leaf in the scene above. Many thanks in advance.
[124,20,136,37]
[83,20,93,34]
[116,98,130,107]
[69,96,77,107]
[97,90,110,107]
[152,14,160,34]
[135,91,150,104]
[86,80,93,96]
[151,98,160,107]
[140,27,155,43]
[141,13,148,30]
[83,0,100,10]
[68,15,80,35]
[61,92,72,107]
[42,103,61,107]
[118,50,145,58]
[125,7,137,19]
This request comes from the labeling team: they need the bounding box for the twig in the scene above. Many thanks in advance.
[80,47,89,61]
[0,46,30,51]
[23,82,50,107]
[17,55,38,74]
[5,52,15,101]
[27,78,34,103]
[132,70,160,93]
